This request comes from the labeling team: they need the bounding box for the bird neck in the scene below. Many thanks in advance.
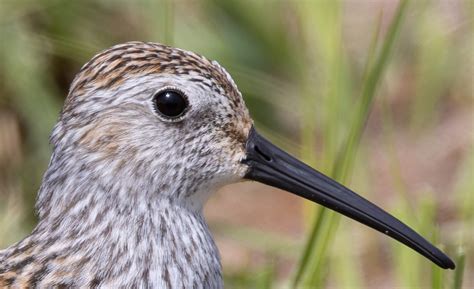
[30,196,222,287]
[29,150,223,288]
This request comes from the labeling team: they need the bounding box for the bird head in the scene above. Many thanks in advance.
[50,42,252,210]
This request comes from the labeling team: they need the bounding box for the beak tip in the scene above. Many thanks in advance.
[444,258,456,270]
[427,249,455,269]
[433,247,456,270]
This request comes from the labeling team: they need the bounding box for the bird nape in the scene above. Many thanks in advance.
[0,41,453,289]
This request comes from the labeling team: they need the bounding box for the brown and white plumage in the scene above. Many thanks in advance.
[0,42,252,288]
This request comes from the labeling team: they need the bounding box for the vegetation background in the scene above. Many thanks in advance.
[0,0,472,288]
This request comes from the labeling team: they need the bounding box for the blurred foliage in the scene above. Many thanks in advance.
[0,0,472,288]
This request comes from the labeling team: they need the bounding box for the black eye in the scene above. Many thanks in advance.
[153,89,188,119]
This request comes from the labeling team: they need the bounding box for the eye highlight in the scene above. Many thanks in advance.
[153,89,188,120]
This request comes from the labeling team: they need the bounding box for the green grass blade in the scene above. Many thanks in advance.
[452,247,465,289]
[431,255,444,289]
[431,230,443,289]
[338,0,409,178]
[292,206,327,286]
[293,0,410,287]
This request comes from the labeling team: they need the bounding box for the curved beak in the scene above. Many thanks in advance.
[242,126,455,270]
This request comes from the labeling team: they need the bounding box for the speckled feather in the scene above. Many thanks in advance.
[0,42,252,288]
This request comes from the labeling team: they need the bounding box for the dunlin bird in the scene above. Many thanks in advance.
[0,42,454,288]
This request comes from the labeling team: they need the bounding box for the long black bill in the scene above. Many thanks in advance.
[242,127,455,269]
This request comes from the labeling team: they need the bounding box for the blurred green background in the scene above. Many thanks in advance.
[0,0,472,288]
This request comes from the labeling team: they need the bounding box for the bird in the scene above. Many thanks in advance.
[0,41,454,288]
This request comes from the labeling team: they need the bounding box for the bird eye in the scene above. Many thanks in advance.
[153,89,188,119]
